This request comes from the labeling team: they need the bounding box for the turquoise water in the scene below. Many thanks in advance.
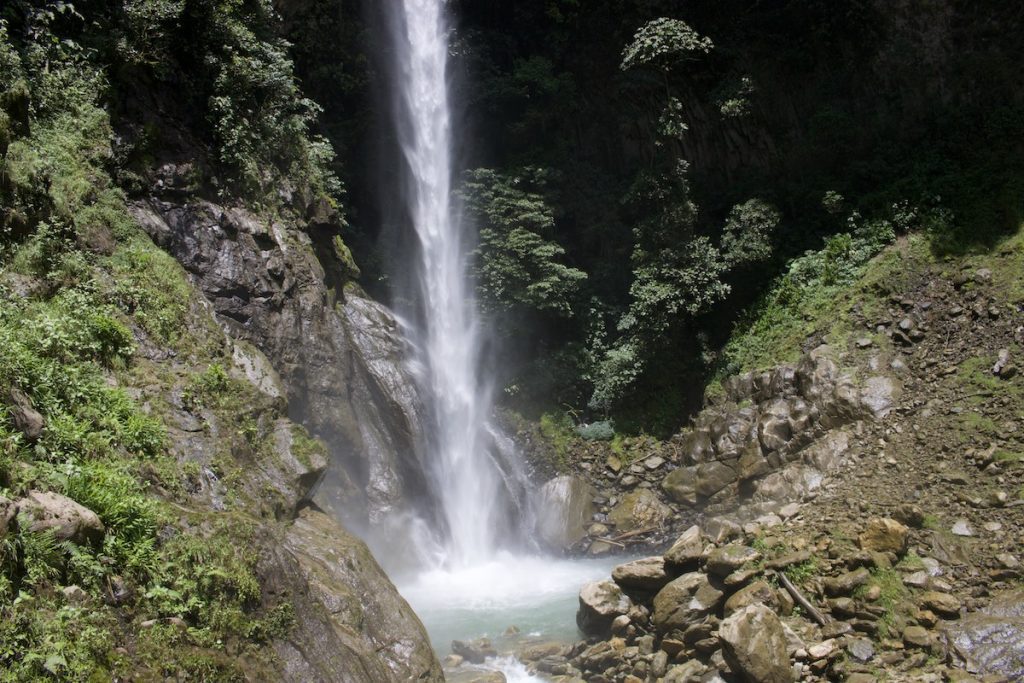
[398,553,627,681]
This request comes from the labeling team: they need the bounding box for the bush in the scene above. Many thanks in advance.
[576,420,615,441]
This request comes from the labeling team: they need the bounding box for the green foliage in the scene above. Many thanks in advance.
[463,167,587,318]
[620,17,713,72]
[576,420,614,441]
[721,199,779,267]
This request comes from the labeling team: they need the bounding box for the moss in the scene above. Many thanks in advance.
[855,566,910,639]
[538,411,575,472]
[289,424,326,470]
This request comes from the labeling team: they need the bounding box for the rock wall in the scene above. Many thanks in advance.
[129,194,433,533]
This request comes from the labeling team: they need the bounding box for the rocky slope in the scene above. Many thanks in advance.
[496,232,1024,682]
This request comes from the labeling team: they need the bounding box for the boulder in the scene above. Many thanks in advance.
[719,603,794,683]
[612,556,671,593]
[535,475,597,549]
[758,399,793,452]
[662,467,699,506]
[577,580,632,635]
[652,573,724,633]
[16,491,104,544]
[919,590,961,618]
[607,489,671,531]
[945,590,1024,680]
[724,580,780,616]
[705,544,762,577]
[664,525,703,569]
[859,376,900,418]
[823,567,870,597]
[859,517,909,554]
[693,460,739,498]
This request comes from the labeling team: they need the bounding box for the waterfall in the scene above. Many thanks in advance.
[386,0,531,566]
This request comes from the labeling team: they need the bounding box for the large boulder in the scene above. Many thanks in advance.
[607,489,672,532]
[16,491,104,545]
[577,580,632,635]
[705,544,762,577]
[663,525,703,570]
[611,556,671,593]
[652,572,724,633]
[278,508,443,682]
[6,387,44,441]
[719,603,794,683]
[945,590,1024,680]
[662,467,699,506]
[535,475,597,549]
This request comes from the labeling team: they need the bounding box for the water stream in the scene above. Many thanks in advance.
[383,1,601,677]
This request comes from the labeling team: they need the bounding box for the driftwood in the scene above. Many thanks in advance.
[773,570,831,626]
[610,526,657,542]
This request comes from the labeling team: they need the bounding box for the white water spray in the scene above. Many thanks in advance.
[388,0,528,566]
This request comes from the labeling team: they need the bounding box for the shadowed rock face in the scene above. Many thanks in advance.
[130,199,431,532]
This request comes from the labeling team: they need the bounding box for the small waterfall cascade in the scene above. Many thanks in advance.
[386,0,531,566]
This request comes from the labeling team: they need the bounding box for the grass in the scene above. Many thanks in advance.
[855,566,910,639]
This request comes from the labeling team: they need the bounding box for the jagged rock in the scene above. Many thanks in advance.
[577,580,632,635]
[612,556,671,592]
[664,525,703,569]
[758,398,794,452]
[859,517,909,554]
[945,590,1024,679]
[652,572,724,633]
[578,638,626,670]
[535,475,597,549]
[705,544,761,577]
[860,376,900,418]
[719,603,794,683]
[703,516,742,543]
[694,460,739,498]
[451,638,497,664]
[260,419,328,512]
[16,491,105,545]
[6,387,44,441]
[846,637,875,662]
[607,489,671,531]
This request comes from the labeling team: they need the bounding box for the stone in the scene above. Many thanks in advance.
[846,637,875,662]
[824,567,871,596]
[702,516,742,544]
[577,580,632,635]
[902,625,931,648]
[16,490,105,545]
[945,589,1024,680]
[662,467,699,506]
[858,517,909,554]
[664,525,703,569]
[61,585,88,603]
[724,580,779,616]
[951,519,974,537]
[919,591,961,618]
[6,387,44,441]
[607,489,672,531]
[644,456,665,470]
[612,556,671,592]
[535,475,597,549]
[719,603,794,683]
[705,544,762,577]
[652,572,724,633]
[663,660,706,683]
[516,641,564,662]
[451,639,497,664]
[693,460,739,498]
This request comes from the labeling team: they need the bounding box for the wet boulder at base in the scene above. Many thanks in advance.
[535,475,597,549]
[577,579,632,635]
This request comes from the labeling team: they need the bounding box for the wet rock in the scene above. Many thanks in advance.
[719,603,794,683]
[451,638,497,664]
[535,475,597,549]
[662,468,698,507]
[607,489,672,531]
[16,491,105,545]
[945,589,1024,680]
[577,580,632,635]
[278,508,443,682]
[652,573,725,633]
[612,556,671,593]
[858,517,909,554]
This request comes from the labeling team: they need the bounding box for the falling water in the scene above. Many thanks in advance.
[387,0,528,566]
